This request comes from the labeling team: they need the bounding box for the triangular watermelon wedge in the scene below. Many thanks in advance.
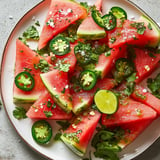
[38,0,87,50]
[132,47,160,83]
[77,0,106,40]
[26,90,72,120]
[118,119,153,149]
[13,39,46,103]
[40,69,72,113]
[61,109,101,157]
[131,85,160,115]
[101,98,157,127]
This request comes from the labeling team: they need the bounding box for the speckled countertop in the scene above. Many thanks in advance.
[0,0,160,160]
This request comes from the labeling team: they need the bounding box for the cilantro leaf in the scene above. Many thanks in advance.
[130,22,146,35]
[43,111,53,118]
[23,26,39,40]
[13,107,27,120]
[147,73,160,99]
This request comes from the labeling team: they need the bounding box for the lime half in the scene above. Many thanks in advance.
[94,90,118,114]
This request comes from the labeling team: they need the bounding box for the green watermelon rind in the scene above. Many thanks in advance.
[60,135,85,157]
[40,74,72,113]
[13,96,38,104]
[141,15,160,47]
[77,30,106,40]
[73,100,90,115]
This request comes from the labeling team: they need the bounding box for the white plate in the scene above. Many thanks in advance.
[1,0,160,160]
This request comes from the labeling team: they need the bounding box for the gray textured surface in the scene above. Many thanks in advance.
[0,0,160,160]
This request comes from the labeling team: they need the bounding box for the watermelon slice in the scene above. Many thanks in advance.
[77,0,106,40]
[61,109,101,157]
[13,39,46,103]
[46,43,77,74]
[26,90,72,120]
[107,15,160,48]
[94,46,127,78]
[101,98,157,127]
[72,78,116,114]
[118,119,153,148]
[132,47,160,83]
[131,85,160,115]
[40,69,72,113]
[38,0,87,50]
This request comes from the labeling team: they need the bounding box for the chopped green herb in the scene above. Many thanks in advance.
[52,103,56,109]
[47,101,52,108]
[130,22,146,35]
[148,52,156,58]
[134,91,146,100]
[34,59,50,73]
[43,111,53,118]
[80,2,90,13]
[126,73,136,83]
[61,88,66,94]
[148,23,152,30]
[23,26,39,40]
[23,67,32,72]
[18,37,27,45]
[35,20,40,26]
[54,59,71,72]
[54,132,62,141]
[13,107,27,120]
[147,73,160,99]
[109,37,116,43]
[135,108,142,116]
[105,50,111,57]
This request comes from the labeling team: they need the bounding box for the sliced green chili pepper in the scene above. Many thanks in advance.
[15,71,35,91]
[115,58,134,77]
[79,70,97,90]
[49,36,70,56]
[102,13,117,31]
[91,8,104,28]
[110,6,127,20]
[32,120,52,144]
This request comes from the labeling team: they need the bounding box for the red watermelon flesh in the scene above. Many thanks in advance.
[107,16,160,48]
[101,98,157,127]
[118,119,153,148]
[132,48,160,83]
[40,69,72,113]
[72,78,116,114]
[95,46,127,78]
[26,90,72,120]
[61,109,101,157]
[46,43,77,74]
[77,0,106,40]
[131,85,160,115]
[38,0,87,50]
[95,0,102,11]
[13,39,46,103]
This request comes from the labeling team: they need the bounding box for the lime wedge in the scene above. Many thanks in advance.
[94,90,118,114]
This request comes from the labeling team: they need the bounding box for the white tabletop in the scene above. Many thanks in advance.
[0,0,160,160]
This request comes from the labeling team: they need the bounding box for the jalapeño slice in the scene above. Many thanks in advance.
[110,6,127,20]
[91,8,104,28]
[32,120,52,144]
[15,71,35,91]
[102,13,117,31]
[79,70,97,91]
[49,36,70,56]
[74,42,92,64]
[115,58,134,77]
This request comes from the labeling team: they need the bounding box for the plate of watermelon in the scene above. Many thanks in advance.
[1,0,160,160]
